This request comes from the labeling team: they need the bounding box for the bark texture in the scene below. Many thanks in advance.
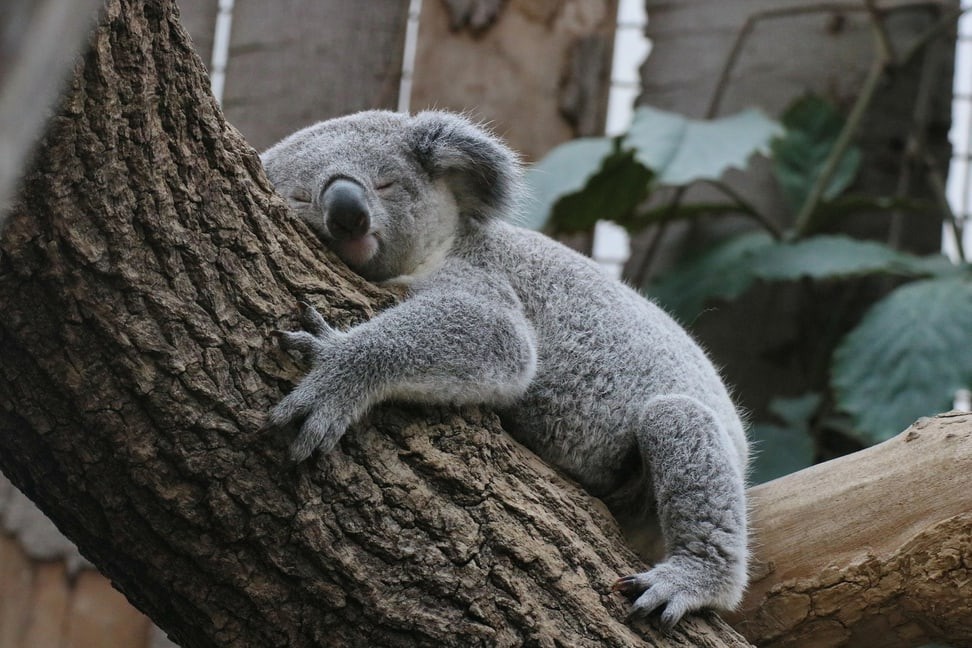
[730,411,972,648]
[0,1,750,646]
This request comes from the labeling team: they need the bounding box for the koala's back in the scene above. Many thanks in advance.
[472,220,746,496]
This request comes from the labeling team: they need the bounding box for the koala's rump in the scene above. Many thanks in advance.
[487,222,743,491]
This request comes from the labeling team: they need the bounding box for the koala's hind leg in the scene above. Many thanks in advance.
[613,395,748,628]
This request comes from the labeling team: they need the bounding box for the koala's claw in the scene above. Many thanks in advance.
[271,303,354,463]
[611,574,642,596]
[614,561,732,629]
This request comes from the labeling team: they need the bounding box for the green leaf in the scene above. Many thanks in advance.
[771,95,861,214]
[519,137,614,230]
[648,233,956,322]
[548,149,653,233]
[749,235,946,282]
[832,276,972,445]
[624,106,781,186]
[646,231,774,322]
[749,394,819,484]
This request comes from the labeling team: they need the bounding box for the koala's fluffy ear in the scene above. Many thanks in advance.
[409,111,521,220]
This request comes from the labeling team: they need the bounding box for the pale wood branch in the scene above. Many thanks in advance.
[730,411,972,647]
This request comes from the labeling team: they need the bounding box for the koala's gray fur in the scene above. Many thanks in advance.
[261,110,749,628]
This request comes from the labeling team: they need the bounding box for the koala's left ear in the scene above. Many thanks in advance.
[409,111,521,220]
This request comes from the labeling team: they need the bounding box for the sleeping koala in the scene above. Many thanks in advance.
[261,110,749,628]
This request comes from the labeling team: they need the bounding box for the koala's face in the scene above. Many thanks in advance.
[261,110,519,282]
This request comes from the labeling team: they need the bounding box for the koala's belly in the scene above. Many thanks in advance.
[497,379,639,494]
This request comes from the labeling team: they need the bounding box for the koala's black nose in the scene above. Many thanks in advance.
[322,178,370,240]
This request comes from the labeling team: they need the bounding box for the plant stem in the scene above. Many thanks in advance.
[900,6,966,66]
[793,37,889,236]
[704,180,784,239]
[707,2,904,119]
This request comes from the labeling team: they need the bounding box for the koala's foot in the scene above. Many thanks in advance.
[612,557,744,629]
[270,303,354,463]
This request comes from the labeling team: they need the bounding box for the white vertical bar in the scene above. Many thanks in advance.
[593,0,650,272]
[210,0,235,105]
[398,0,423,113]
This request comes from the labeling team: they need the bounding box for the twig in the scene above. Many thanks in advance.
[793,22,891,236]
[864,0,897,63]
[708,2,886,119]
[899,5,966,66]
[703,180,784,239]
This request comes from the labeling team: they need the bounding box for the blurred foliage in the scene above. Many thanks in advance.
[523,95,972,483]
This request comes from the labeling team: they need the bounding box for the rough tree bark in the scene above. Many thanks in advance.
[0,1,750,646]
[731,411,972,648]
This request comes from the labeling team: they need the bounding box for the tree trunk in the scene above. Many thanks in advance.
[0,1,749,646]
[730,411,972,648]
[410,0,618,161]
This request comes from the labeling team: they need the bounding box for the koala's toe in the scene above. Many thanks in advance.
[628,577,674,618]
[279,330,324,357]
[623,560,729,628]
[658,595,692,630]
[269,391,311,428]
[298,302,333,338]
[288,437,316,464]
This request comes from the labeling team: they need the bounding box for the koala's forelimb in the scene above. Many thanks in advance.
[273,287,536,463]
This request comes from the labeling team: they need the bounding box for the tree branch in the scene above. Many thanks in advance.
[730,411,972,647]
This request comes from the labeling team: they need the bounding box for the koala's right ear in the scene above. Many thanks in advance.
[408,111,521,220]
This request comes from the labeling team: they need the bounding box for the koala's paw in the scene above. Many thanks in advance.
[612,558,743,629]
[270,304,352,463]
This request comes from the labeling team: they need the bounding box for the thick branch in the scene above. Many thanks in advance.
[730,411,972,647]
[0,1,749,646]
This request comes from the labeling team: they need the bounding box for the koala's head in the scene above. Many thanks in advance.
[261,110,521,282]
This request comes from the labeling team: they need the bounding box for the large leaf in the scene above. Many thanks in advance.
[647,231,774,322]
[831,276,972,445]
[771,94,861,214]
[624,106,780,186]
[749,393,820,484]
[548,149,653,233]
[749,235,948,282]
[519,137,614,230]
[648,232,957,323]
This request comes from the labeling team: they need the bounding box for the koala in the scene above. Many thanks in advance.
[261,110,749,628]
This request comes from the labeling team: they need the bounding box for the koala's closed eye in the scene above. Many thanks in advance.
[374,179,398,193]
